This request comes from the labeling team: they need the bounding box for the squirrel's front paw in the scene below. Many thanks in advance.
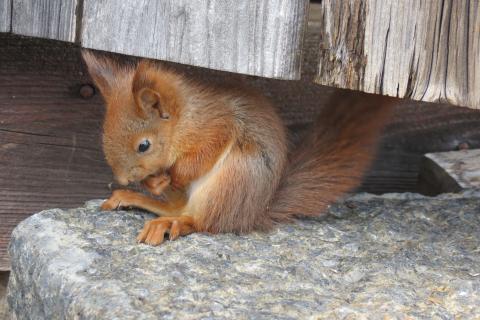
[142,174,171,196]
[101,190,135,211]
[137,216,195,246]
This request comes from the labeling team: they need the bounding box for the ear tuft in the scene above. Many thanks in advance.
[131,60,158,93]
[132,59,180,119]
[81,50,118,97]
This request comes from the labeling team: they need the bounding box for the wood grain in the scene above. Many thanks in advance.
[363,101,480,194]
[316,0,480,109]
[417,149,480,195]
[11,0,78,42]
[0,271,9,319]
[0,34,112,270]
[80,0,309,80]
[0,0,11,32]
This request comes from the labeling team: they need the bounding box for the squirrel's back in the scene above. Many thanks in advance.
[179,84,288,233]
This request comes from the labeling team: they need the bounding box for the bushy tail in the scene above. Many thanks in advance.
[269,91,396,221]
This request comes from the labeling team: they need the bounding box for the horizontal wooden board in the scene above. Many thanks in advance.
[363,101,480,194]
[418,149,480,195]
[0,34,113,270]
[80,0,309,79]
[316,0,480,109]
[11,0,78,42]
[0,0,11,32]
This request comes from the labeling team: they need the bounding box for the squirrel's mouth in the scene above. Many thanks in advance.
[114,172,144,186]
[113,166,169,188]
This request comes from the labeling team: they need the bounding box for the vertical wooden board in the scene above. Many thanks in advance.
[315,1,366,90]
[316,0,480,109]
[0,0,11,32]
[466,0,480,108]
[80,0,309,79]
[12,0,78,42]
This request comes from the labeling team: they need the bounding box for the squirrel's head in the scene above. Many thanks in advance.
[82,51,183,185]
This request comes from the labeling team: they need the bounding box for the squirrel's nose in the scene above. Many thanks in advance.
[115,175,129,186]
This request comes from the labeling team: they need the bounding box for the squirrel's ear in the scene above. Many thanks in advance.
[134,88,170,120]
[81,50,117,97]
[132,60,170,119]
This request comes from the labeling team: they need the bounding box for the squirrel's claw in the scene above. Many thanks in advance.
[137,216,196,246]
[101,189,135,211]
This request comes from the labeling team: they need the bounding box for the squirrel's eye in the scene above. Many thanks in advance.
[138,139,151,153]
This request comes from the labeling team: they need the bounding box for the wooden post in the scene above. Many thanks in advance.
[11,0,78,42]
[0,0,11,32]
[80,0,309,79]
[316,0,480,109]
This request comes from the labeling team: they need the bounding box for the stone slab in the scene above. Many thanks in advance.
[7,191,480,319]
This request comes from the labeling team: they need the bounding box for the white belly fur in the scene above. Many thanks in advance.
[185,142,234,213]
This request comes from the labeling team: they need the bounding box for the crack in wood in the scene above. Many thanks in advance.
[316,0,479,109]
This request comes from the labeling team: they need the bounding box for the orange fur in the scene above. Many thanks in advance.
[82,50,396,245]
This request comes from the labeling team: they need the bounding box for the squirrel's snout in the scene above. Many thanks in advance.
[115,175,130,186]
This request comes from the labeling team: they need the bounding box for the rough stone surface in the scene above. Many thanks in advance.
[7,191,480,319]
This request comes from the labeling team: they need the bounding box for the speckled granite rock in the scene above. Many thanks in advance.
[7,190,480,319]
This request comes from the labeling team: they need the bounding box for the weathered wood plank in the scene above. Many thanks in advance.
[0,271,8,319]
[80,0,309,80]
[0,87,112,270]
[418,149,480,195]
[0,33,113,270]
[11,0,78,42]
[316,0,480,109]
[349,99,480,194]
[0,0,11,32]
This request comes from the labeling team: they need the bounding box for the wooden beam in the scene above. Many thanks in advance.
[80,0,309,80]
[11,0,78,42]
[0,0,11,32]
[418,149,480,195]
[316,0,480,109]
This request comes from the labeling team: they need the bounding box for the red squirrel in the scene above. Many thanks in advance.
[82,51,395,246]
